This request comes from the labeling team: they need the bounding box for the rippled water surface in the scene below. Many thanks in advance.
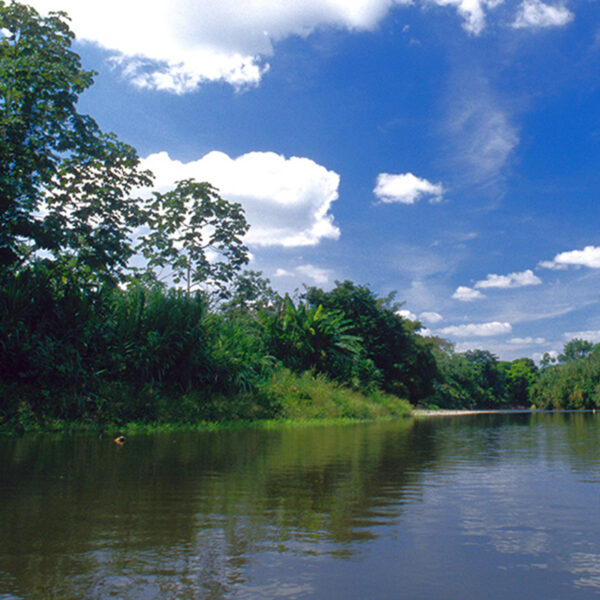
[2,412,600,599]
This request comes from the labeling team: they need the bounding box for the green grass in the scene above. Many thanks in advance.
[0,368,412,436]
[0,414,411,437]
[258,368,412,420]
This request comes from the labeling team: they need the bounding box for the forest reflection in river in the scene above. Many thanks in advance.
[2,412,600,599]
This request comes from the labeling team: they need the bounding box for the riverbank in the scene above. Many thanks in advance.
[0,369,412,435]
[412,408,599,417]
[0,413,414,437]
[412,409,518,417]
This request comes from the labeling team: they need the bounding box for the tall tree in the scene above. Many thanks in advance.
[222,269,279,313]
[559,338,595,363]
[304,281,439,401]
[0,1,151,279]
[503,357,537,406]
[463,349,506,404]
[138,180,249,297]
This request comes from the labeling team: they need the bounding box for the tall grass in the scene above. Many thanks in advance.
[258,368,411,420]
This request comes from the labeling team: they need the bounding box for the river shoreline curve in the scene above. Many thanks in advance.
[412,408,597,417]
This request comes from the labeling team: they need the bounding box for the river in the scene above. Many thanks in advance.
[1,412,600,599]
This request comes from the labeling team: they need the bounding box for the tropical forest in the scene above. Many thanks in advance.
[1,1,598,434]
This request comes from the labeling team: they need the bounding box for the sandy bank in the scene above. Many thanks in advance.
[412,409,532,417]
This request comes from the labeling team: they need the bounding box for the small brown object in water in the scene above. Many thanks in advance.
[113,436,126,445]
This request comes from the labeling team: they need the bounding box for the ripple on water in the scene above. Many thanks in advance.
[2,415,600,599]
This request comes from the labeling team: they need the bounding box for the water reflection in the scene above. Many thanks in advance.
[1,413,600,598]
[571,553,600,590]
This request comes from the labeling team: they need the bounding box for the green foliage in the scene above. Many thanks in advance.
[428,347,535,409]
[558,338,594,363]
[540,352,557,368]
[259,294,362,380]
[0,1,151,279]
[259,368,411,420]
[0,262,104,396]
[429,350,488,409]
[463,349,506,405]
[0,264,274,425]
[107,285,212,391]
[138,180,249,297]
[222,269,279,314]
[532,341,600,409]
[503,357,537,406]
[304,281,439,401]
[202,310,274,394]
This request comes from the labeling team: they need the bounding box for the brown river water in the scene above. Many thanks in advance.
[1,412,600,599]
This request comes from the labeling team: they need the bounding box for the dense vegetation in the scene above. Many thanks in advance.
[530,340,600,410]
[0,2,415,431]
[1,2,598,432]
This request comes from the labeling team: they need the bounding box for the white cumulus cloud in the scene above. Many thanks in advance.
[538,260,568,270]
[433,0,503,35]
[274,264,334,285]
[141,150,340,247]
[474,269,542,289]
[509,337,546,345]
[374,173,444,204]
[540,246,600,270]
[420,311,444,323]
[453,286,485,301]
[274,268,293,278]
[563,330,600,343]
[296,264,334,285]
[26,0,522,92]
[26,0,413,91]
[397,309,418,320]
[513,0,574,29]
[440,322,512,337]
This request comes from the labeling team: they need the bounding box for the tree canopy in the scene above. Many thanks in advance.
[0,1,151,279]
[304,281,440,401]
[137,179,249,296]
[0,1,251,291]
[558,338,594,363]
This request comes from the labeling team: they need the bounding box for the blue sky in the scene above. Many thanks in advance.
[28,0,600,360]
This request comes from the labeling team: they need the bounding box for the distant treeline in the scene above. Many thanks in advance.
[530,340,600,410]
[429,338,600,411]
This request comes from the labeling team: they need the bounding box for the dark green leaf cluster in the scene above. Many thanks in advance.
[0,263,273,424]
[428,347,538,409]
[0,1,152,277]
[258,294,362,382]
[504,357,537,406]
[531,340,600,409]
[304,281,439,401]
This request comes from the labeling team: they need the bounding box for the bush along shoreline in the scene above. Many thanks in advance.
[0,270,416,434]
[1,269,596,434]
